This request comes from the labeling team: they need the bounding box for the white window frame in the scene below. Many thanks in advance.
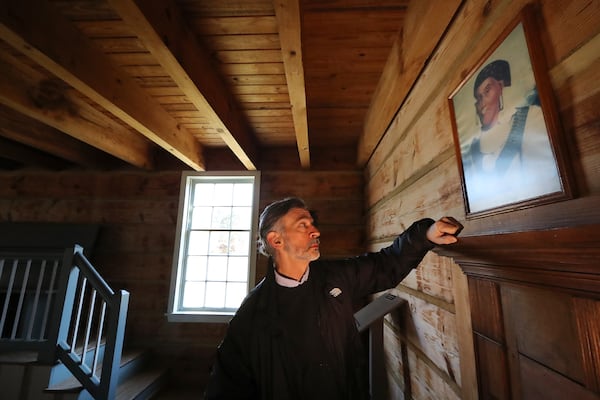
[167,171,260,323]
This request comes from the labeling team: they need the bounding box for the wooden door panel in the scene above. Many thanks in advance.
[474,334,511,400]
[468,276,504,343]
[519,355,600,400]
[573,297,600,391]
[443,224,600,399]
[501,284,585,383]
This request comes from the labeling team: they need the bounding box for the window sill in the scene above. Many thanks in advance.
[167,311,234,323]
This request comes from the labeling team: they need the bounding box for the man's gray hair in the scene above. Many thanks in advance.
[257,197,308,257]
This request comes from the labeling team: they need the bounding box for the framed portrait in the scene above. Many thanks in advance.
[448,6,574,218]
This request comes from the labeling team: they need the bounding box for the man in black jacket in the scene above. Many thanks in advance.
[205,197,461,400]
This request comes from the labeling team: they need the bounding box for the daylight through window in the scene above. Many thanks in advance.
[168,171,260,323]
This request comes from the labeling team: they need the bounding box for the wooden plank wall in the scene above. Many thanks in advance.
[0,168,364,391]
[365,0,599,398]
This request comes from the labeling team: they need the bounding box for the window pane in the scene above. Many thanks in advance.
[229,232,250,256]
[205,282,226,308]
[191,206,212,229]
[209,231,230,255]
[206,256,227,281]
[231,206,251,230]
[214,184,233,206]
[227,257,248,282]
[186,256,207,281]
[211,207,232,229]
[225,282,247,308]
[233,183,253,206]
[182,282,205,308]
[170,172,259,320]
[193,183,214,206]
[188,231,209,255]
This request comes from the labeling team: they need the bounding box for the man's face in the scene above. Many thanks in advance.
[277,207,321,262]
[475,77,504,130]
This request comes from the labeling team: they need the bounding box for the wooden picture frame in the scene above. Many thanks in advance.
[448,6,574,218]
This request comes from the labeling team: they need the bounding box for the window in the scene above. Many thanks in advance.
[168,171,260,322]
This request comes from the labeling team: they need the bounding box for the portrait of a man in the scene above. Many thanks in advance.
[450,22,563,214]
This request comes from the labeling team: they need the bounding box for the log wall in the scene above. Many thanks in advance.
[0,168,364,390]
[365,0,599,398]
[0,0,598,398]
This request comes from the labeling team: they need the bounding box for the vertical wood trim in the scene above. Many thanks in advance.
[572,297,600,392]
[500,285,523,400]
[451,262,478,400]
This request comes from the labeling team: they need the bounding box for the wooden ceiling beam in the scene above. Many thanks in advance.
[0,0,205,170]
[0,54,155,169]
[274,0,310,168]
[0,105,120,169]
[110,0,259,170]
[0,136,71,170]
[357,0,462,166]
